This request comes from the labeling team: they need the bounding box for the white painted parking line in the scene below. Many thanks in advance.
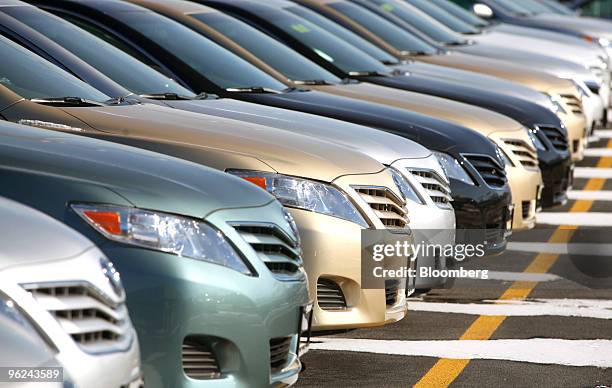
[507,242,612,256]
[309,338,612,367]
[584,148,612,157]
[574,167,612,179]
[593,130,612,138]
[407,299,612,319]
[568,190,612,201]
[589,136,600,143]
[536,212,612,226]
[465,270,562,282]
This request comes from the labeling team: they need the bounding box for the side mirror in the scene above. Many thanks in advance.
[473,3,494,19]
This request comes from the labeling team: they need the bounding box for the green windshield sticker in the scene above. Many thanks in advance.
[290,23,311,33]
[381,3,394,12]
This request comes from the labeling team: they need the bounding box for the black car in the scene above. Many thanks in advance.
[197,0,572,208]
[8,0,513,253]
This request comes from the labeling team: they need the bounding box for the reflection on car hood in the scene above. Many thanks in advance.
[162,98,432,165]
[0,120,275,219]
[61,103,385,181]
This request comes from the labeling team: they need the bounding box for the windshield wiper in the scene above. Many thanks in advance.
[293,79,334,86]
[224,87,282,94]
[139,92,193,100]
[31,96,105,107]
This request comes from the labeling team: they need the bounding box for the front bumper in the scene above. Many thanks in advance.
[450,180,512,256]
[537,145,573,209]
[558,111,587,162]
[291,209,411,331]
[506,166,542,230]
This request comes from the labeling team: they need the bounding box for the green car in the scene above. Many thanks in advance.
[0,120,310,388]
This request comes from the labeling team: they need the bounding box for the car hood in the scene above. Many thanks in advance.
[310,82,525,137]
[394,61,550,107]
[0,196,95,267]
[59,103,386,181]
[0,120,276,219]
[162,98,431,166]
[228,89,497,156]
[528,14,612,39]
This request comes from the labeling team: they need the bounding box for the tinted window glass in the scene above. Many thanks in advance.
[113,11,288,90]
[328,2,438,54]
[368,0,467,44]
[515,0,556,13]
[2,6,194,96]
[493,0,535,15]
[193,12,341,82]
[0,36,109,101]
[253,7,389,73]
[286,5,399,64]
[403,0,480,33]
[430,0,489,27]
[538,0,575,15]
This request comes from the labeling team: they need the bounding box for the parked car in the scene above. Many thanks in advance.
[131,0,540,231]
[0,120,312,387]
[20,0,514,253]
[0,34,417,332]
[0,196,142,388]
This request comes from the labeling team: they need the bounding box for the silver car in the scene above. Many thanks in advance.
[0,197,142,388]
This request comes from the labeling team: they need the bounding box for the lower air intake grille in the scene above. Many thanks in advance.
[232,223,302,280]
[24,283,130,353]
[502,139,538,169]
[270,337,292,374]
[560,94,584,115]
[385,279,400,306]
[463,155,507,188]
[352,186,408,229]
[182,340,221,380]
[522,201,531,218]
[539,126,568,151]
[409,169,452,209]
[317,279,347,310]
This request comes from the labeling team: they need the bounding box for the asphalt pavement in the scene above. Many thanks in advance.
[296,129,612,387]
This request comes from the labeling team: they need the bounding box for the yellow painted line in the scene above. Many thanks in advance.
[414,140,612,388]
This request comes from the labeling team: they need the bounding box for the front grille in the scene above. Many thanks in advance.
[232,223,302,280]
[270,337,293,374]
[560,94,584,115]
[539,126,568,151]
[316,279,347,310]
[502,139,538,169]
[352,186,408,229]
[385,279,399,306]
[409,169,453,209]
[485,225,504,242]
[24,283,130,353]
[182,341,221,380]
[463,155,507,188]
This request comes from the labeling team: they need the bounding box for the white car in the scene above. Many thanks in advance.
[0,197,142,388]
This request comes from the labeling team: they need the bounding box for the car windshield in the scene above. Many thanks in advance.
[538,0,576,15]
[402,0,480,34]
[493,0,536,15]
[1,6,195,97]
[514,0,558,14]
[192,11,342,83]
[286,4,400,64]
[250,6,390,73]
[368,0,468,45]
[327,1,438,54]
[113,11,288,91]
[0,35,109,101]
[429,0,489,28]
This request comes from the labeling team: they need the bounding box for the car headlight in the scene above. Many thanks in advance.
[527,129,547,151]
[433,152,475,186]
[388,166,423,204]
[72,204,253,275]
[546,94,567,115]
[598,37,610,48]
[228,170,369,228]
[496,146,514,168]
